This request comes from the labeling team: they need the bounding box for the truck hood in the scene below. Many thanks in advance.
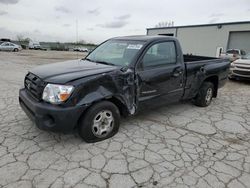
[31,59,118,84]
[234,59,250,65]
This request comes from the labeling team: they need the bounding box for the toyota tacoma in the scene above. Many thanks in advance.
[19,36,230,142]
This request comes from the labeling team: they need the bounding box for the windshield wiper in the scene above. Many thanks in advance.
[84,58,94,62]
[95,60,115,66]
[84,58,115,66]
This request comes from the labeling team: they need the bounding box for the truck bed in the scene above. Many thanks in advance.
[182,54,230,100]
[184,54,225,67]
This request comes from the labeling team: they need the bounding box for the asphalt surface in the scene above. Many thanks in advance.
[0,50,250,188]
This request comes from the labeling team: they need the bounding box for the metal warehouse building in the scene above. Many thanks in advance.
[147,21,250,57]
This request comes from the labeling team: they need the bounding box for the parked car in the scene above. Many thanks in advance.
[29,42,41,50]
[73,47,88,52]
[19,36,230,142]
[220,49,246,62]
[229,53,250,80]
[0,42,22,52]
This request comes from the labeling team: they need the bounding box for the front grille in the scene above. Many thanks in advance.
[233,70,250,76]
[24,73,45,101]
[236,65,250,69]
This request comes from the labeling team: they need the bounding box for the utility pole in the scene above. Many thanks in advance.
[76,19,79,59]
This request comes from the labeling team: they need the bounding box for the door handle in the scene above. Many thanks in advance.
[172,70,183,77]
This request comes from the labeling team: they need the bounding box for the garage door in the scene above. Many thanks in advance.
[228,31,250,53]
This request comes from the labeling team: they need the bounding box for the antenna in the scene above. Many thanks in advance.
[76,19,79,59]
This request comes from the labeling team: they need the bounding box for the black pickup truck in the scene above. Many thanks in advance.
[19,36,230,142]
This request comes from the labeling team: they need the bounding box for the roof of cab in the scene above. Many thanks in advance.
[111,35,175,42]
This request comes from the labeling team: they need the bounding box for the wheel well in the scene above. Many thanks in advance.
[106,97,129,117]
[204,76,218,97]
[76,97,129,129]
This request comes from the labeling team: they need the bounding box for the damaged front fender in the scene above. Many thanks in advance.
[70,68,137,116]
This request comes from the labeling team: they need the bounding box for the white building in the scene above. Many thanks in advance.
[147,21,250,57]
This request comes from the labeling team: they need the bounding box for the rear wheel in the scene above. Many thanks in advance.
[194,82,214,107]
[78,101,120,143]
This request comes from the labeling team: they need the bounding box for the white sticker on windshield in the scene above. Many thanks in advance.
[127,44,143,50]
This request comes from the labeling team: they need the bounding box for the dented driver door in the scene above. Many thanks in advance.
[135,41,184,108]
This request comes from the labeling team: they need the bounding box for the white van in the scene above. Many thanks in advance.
[29,41,41,50]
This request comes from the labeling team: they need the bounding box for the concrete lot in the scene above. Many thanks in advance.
[0,50,250,188]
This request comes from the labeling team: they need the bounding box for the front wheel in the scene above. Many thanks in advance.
[13,48,18,52]
[228,76,236,81]
[194,82,214,107]
[78,101,120,143]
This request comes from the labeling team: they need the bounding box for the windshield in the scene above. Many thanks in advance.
[226,50,239,54]
[86,40,145,66]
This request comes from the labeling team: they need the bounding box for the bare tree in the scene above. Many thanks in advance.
[24,37,31,43]
[16,35,31,46]
[16,34,24,44]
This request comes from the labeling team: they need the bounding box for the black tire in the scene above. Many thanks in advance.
[228,75,235,80]
[13,48,18,52]
[194,82,214,107]
[78,101,120,143]
[228,76,237,81]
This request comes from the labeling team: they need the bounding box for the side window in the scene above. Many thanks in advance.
[142,41,176,69]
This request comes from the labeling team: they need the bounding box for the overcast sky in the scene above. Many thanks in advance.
[0,0,250,44]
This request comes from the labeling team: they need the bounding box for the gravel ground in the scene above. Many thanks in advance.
[0,50,250,188]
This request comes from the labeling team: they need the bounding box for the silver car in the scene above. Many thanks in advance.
[73,47,89,52]
[229,53,250,80]
[0,42,22,52]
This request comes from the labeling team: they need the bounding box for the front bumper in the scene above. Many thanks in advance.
[19,88,86,133]
[229,67,250,79]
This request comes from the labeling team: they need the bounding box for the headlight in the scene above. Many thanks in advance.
[230,63,235,68]
[42,84,74,104]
